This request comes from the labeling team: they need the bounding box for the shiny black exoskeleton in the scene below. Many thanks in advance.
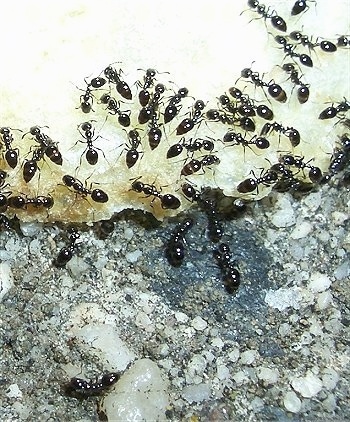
[54,229,81,267]
[62,175,109,203]
[0,127,19,168]
[176,100,205,135]
[261,121,300,147]
[164,87,189,123]
[131,178,181,209]
[213,243,240,294]
[247,0,287,32]
[100,93,131,127]
[165,217,194,267]
[237,169,278,193]
[64,372,119,399]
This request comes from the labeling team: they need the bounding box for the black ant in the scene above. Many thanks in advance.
[164,87,189,123]
[319,99,350,120]
[7,194,54,210]
[291,1,316,16]
[138,83,165,125]
[337,35,350,48]
[227,87,274,120]
[77,75,108,113]
[321,134,350,183]
[180,183,223,242]
[237,169,278,193]
[240,67,287,103]
[0,214,11,230]
[274,35,313,67]
[206,108,256,132]
[103,65,132,100]
[181,154,220,176]
[0,170,7,189]
[200,198,223,243]
[64,372,119,399]
[147,115,163,150]
[289,30,337,53]
[246,0,287,32]
[176,100,205,135]
[24,126,63,166]
[22,146,46,183]
[167,137,214,159]
[0,127,19,168]
[100,93,131,127]
[213,243,240,294]
[77,121,105,166]
[279,154,322,183]
[130,178,181,209]
[125,129,142,168]
[223,131,270,151]
[181,182,201,202]
[137,68,158,106]
[281,63,310,104]
[78,83,94,113]
[165,217,194,267]
[54,228,81,267]
[62,175,109,203]
[260,122,300,147]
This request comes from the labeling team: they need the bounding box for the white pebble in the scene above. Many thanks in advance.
[174,312,189,323]
[291,373,323,398]
[290,221,312,240]
[322,394,337,412]
[265,287,301,311]
[331,211,348,225]
[19,221,43,237]
[228,348,240,363]
[232,370,249,385]
[308,272,331,293]
[0,262,14,302]
[101,359,169,421]
[334,260,350,280]
[72,322,136,370]
[135,311,155,332]
[283,391,301,413]
[182,383,211,403]
[240,349,258,365]
[6,384,22,399]
[278,323,291,337]
[303,191,321,211]
[124,227,134,240]
[191,316,207,331]
[211,337,224,348]
[256,367,279,384]
[321,368,339,390]
[269,196,295,228]
[317,291,333,310]
[187,354,207,376]
[216,364,230,380]
[125,249,142,263]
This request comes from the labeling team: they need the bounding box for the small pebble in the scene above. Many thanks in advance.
[290,221,312,240]
[191,316,207,331]
[256,366,279,384]
[317,291,333,310]
[240,349,258,365]
[0,262,14,302]
[308,272,331,293]
[182,383,211,403]
[283,390,301,413]
[291,373,323,398]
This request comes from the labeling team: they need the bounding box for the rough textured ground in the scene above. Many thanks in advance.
[0,177,349,421]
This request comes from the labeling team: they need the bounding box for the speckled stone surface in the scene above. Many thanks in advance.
[0,177,349,421]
